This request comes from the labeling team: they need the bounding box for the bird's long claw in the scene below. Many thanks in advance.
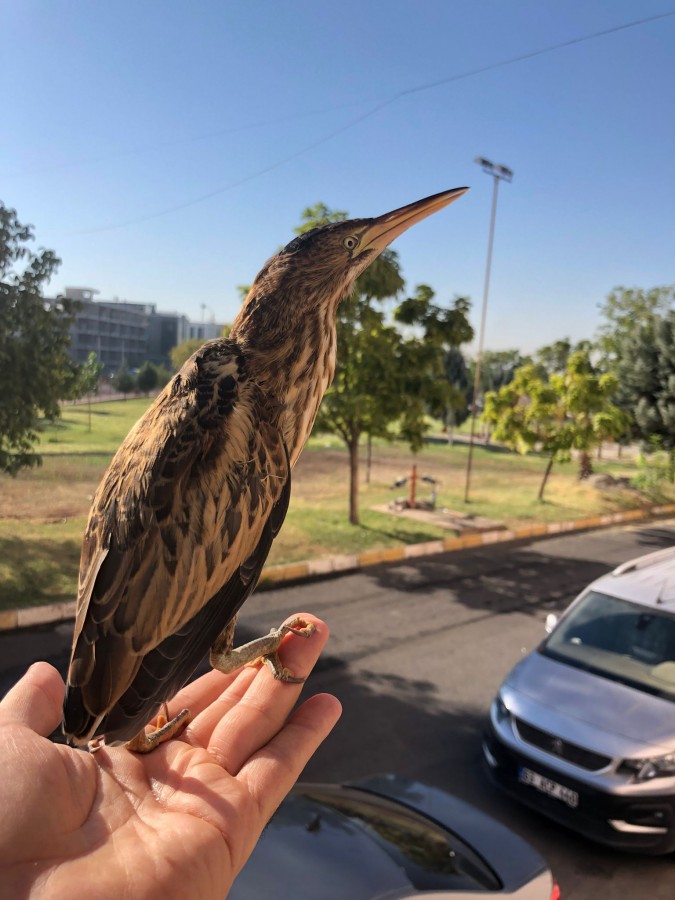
[261,654,305,683]
[261,618,315,682]
[210,617,315,681]
[279,617,315,639]
[125,708,191,754]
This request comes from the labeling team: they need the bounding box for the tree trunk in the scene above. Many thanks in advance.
[348,436,360,525]
[578,451,593,479]
[538,455,555,502]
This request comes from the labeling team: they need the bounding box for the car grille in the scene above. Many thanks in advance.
[514,717,612,771]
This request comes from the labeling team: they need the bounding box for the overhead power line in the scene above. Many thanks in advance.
[70,9,675,235]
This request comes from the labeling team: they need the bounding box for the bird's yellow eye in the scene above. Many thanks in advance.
[343,235,359,251]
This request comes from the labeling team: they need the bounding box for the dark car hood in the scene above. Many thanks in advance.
[227,791,414,900]
[229,777,549,899]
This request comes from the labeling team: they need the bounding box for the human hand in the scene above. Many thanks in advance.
[0,613,340,900]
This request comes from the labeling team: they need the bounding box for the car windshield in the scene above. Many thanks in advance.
[543,590,675,701]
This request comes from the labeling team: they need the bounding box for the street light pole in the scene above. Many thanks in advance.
[463,157,513,503]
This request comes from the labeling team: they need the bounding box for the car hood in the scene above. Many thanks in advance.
[228,791,411,900]
[229,778,550,899]
[503,651,675,756]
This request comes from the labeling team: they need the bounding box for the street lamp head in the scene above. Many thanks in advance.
[474,157,513,182]
[495,164,514,182]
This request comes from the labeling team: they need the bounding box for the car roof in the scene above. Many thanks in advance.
[590,545,675,611]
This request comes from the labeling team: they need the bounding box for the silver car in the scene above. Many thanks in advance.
[484,545,675,854]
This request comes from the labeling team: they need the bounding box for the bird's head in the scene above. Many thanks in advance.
[233,187,468,342]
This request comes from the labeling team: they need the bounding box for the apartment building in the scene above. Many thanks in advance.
[65,288,150,371]
[61,288,225,372]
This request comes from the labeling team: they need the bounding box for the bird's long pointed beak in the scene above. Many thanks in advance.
[358,187,469,256]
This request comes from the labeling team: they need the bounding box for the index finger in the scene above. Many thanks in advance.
[200,613,329,770]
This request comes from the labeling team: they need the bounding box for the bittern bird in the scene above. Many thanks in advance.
[62,187,468,752]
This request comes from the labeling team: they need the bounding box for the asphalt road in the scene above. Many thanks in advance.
[2,519,674,898]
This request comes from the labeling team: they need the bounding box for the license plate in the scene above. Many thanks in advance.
[518,766,579,808]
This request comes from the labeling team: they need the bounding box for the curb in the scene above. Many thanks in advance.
[2,503,675,633]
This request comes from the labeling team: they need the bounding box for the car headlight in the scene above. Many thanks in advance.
[494,694,511,722]
[621,752,675,781]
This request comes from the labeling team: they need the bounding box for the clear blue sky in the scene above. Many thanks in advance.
[3,1,674,353]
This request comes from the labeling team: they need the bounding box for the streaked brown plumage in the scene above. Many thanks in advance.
[62,187,468,750]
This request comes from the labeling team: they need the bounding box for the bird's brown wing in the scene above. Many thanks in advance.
[63,340,291,745]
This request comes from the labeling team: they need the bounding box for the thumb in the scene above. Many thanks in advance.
[0,662,65,737]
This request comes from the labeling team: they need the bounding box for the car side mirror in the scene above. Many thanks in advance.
[545,613,558,634]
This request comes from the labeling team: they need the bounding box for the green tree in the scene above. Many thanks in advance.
[443,347,471,438]
[76,351,104,432]
[617,312,675,481]
[298,206,473,524]
[483,364,563,501]
[395,284,473,436]
[596,285,675,451]
[466,348,530,445]
[224,204,474,523]
[169,337,205,371]
[534,338,573,376]
[136,361,159,395]
[474,349,530,394]
[112,363,135,398]
[483,351,625,501]
[596,285,674,366]
[154,364,173,388]
[0,203,78,474]
[558,351,626,479]
[296,204,404,523]
[533,337,594,376]
[315,303,404,520]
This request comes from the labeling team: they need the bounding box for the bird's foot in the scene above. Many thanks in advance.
[125,707,191,754]
[260,618,316,682]
[210,617,315,683]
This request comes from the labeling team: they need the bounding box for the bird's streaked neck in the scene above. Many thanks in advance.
[232,279,345,464]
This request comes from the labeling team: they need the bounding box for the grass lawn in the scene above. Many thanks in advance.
[0,398,672,610]
[39,398,153,454]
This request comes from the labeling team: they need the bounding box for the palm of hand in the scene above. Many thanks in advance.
[0,614,339,900]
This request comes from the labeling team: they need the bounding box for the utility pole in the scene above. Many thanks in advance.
[464,157,513,503]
